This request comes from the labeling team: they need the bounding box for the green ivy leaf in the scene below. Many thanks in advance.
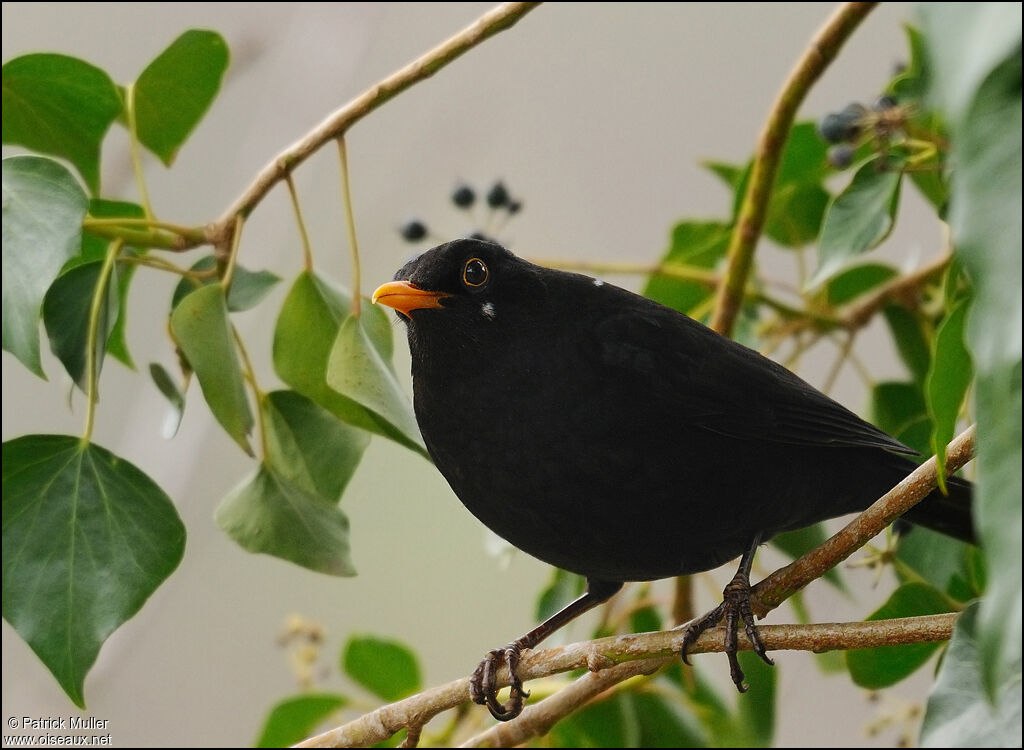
[2,434,185,707]
[132,30,229,165]
[550,689,706,748]
[214,466,355,576]
[764,182,830,249]
[2,155,88,377]
[262,390,369,502]
[810,157,902,288]
[254,693,348,749]
[845,582,953,689]
[895,527,976,603]
[342,635,422,702]
[925,301,973,487]
[642,221,731,316]
[922,4,1022,698]
[148,362,186,439]
[42,261,118,391]
[1,54,122,192]
[826,263,897,306]
[170,255,281,313]
[870,381,928,438]
[920,603,1022,747]
[883,304,933,387]
[274,272,423,453]
[170,284,253,455]
[326,315,426,456]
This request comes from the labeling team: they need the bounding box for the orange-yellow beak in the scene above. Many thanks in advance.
[372,281,450,316]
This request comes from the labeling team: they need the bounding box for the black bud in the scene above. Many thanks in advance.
[507,199,522,215]
[400,219,427,242]
[468,231,496,243]
[486,181,510,208]
[818,102,867,143]
[451,184,476,208]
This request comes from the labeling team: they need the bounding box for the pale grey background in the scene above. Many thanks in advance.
[3,3,941,746]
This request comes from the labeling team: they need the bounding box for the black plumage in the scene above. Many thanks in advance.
[373,238,973,720]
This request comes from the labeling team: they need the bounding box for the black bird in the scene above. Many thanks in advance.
[372,238,974,721]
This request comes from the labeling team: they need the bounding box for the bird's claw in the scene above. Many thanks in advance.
[469,641,530,721]
[679,570,773,692]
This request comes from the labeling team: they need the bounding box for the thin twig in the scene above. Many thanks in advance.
[710,2,879,336]
[205,2,541,248]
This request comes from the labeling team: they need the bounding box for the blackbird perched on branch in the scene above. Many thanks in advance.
[373,238,974,721]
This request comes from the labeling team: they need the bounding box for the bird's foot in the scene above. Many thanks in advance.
[679,568,774,692]
[469,640,530,721]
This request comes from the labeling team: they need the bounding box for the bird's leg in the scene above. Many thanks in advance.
[470,578,622,721]
[679,532,774,691]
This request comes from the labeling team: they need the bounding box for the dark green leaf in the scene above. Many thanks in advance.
[883,304,933,386]
[132,30,229,165]
[2,434,185,707]
[148,362,186,439]
[255,693,347,749]
[925,301,972,485]
[771,523,844,590]
[775,120,830,185]
[702,160,747,220]
[870,381,927,438]
[764,182,829,249]
[170,255,281,313]
[170,283,253,455]
[733,651,776,748]
[895,526,976,603]
[550,689,706,748]
[342,635,422,702]
[2,155,88,377]
[274,272,421,453]
[922,6,1022,696]
[2,54,122,192]
[895,416,934,457]
[826,263,897,306]
[214,466,355,576]
[642,221,731,316]
[536,568,586,623]
[629,603,663,635]
[920,602,1022,747]
[262,390,369,502]
[845,582,953,689]
[42,260,117,391]
[811,157,902,287]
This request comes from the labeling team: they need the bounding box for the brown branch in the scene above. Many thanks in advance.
[459,615,957,748]
[297,614,958,748]
[710,2,879,336]
[752,424,976,616]
[204,2,541,248]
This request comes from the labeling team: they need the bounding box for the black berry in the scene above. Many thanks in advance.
[827,144,856,169]
[507,199,522,215]
[400,219,428,242]
[486,181,510,208]
[452,184,476,208]
[873,94,898,111]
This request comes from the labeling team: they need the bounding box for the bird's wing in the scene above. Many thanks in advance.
[591,304,915,455]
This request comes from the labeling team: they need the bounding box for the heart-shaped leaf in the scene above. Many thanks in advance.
[342,635,422,702]
[2,434,186,707]
[255,693,348,748]
[215,466,355,576]
[2,54,122,192]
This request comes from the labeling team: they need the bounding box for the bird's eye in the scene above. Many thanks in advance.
[462,258,489,287]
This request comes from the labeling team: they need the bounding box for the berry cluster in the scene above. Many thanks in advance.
[400,180,523,244]
[818,95,905,169]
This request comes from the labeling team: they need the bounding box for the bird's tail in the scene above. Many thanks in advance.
[902,475,975,544]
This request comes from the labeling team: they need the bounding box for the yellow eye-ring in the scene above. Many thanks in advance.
[462,258,489,287]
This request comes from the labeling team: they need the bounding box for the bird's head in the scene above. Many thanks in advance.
[372,238,546,331]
